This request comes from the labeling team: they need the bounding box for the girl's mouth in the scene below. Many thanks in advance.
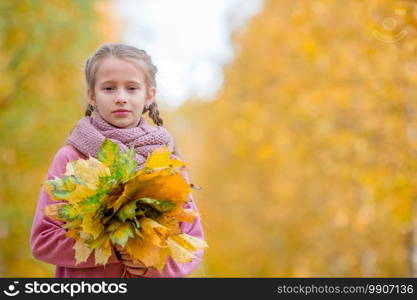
[113,110,130,116]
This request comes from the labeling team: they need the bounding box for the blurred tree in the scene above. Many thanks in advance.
[381,0,417,277]
[170,0,417,276]
[0,0,121,276]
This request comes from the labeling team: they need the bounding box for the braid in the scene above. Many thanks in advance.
[147,102,164,126]
[85,104,95,116]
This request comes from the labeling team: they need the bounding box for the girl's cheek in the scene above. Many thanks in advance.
[100,92,114,99]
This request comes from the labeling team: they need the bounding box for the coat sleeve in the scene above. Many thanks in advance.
[30,147,121,268]
[135,168,206,278]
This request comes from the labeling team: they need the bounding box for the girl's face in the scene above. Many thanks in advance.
[88,57,155,129]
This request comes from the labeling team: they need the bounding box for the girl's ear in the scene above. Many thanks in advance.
[145,86,156,106]
[87,89,96,106]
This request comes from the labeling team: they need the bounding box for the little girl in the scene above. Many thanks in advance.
[30,43,205,278]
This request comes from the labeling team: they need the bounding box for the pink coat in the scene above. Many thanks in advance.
[30,145,205,278]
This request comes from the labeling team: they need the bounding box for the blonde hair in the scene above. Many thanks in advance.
[83,43,163,126]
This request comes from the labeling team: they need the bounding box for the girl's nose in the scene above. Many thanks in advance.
[115,91,128,103]
[115,97,127,104]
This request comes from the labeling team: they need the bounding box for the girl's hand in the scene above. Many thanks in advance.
[115,245,148,276]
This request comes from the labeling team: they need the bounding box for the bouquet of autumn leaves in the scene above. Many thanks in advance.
[43,138,207,273]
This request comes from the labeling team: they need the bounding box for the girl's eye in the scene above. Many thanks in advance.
[102,86,138,91]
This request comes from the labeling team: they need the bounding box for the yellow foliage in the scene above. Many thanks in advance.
[43,143,208,273]
[169,0,417,277]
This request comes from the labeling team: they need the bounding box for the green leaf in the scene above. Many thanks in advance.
[58,204,79,221]
[97,175,117,192]
[46,175,84,201]
[117,200,137,222]
[61,175,82,192]
[121,146,138,181]
[137,197,175,213]
[52,189,70,200]
[97,139,138,184]
[136,205,162,220]
[109,223,133,247]
[46,178,70,200]
[80,191,107,213]
[111,147,138,183]
[47,178,61,190]
[97,138,119,167]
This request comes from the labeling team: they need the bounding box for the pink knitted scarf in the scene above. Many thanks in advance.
[65,110,175,169]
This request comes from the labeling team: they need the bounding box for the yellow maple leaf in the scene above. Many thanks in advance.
[62,218,82,230]
[66,228,79,239]
[157,208,199,235]
[110,169,190,213]
[171,208,199,223]
[140,217,169,247]
[81,212,104,239]
[166,237,197,264]
[125,236,170,271]
[143,145,186,169]
[66,185,97,206]
[64,156,110,190]
[171,233,208,253]
[74,239,93,264]
[109,222,133,247]
[42,202,67,222]
[94,237,113,265]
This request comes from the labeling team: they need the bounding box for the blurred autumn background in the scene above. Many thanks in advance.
[2,0,417,277]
